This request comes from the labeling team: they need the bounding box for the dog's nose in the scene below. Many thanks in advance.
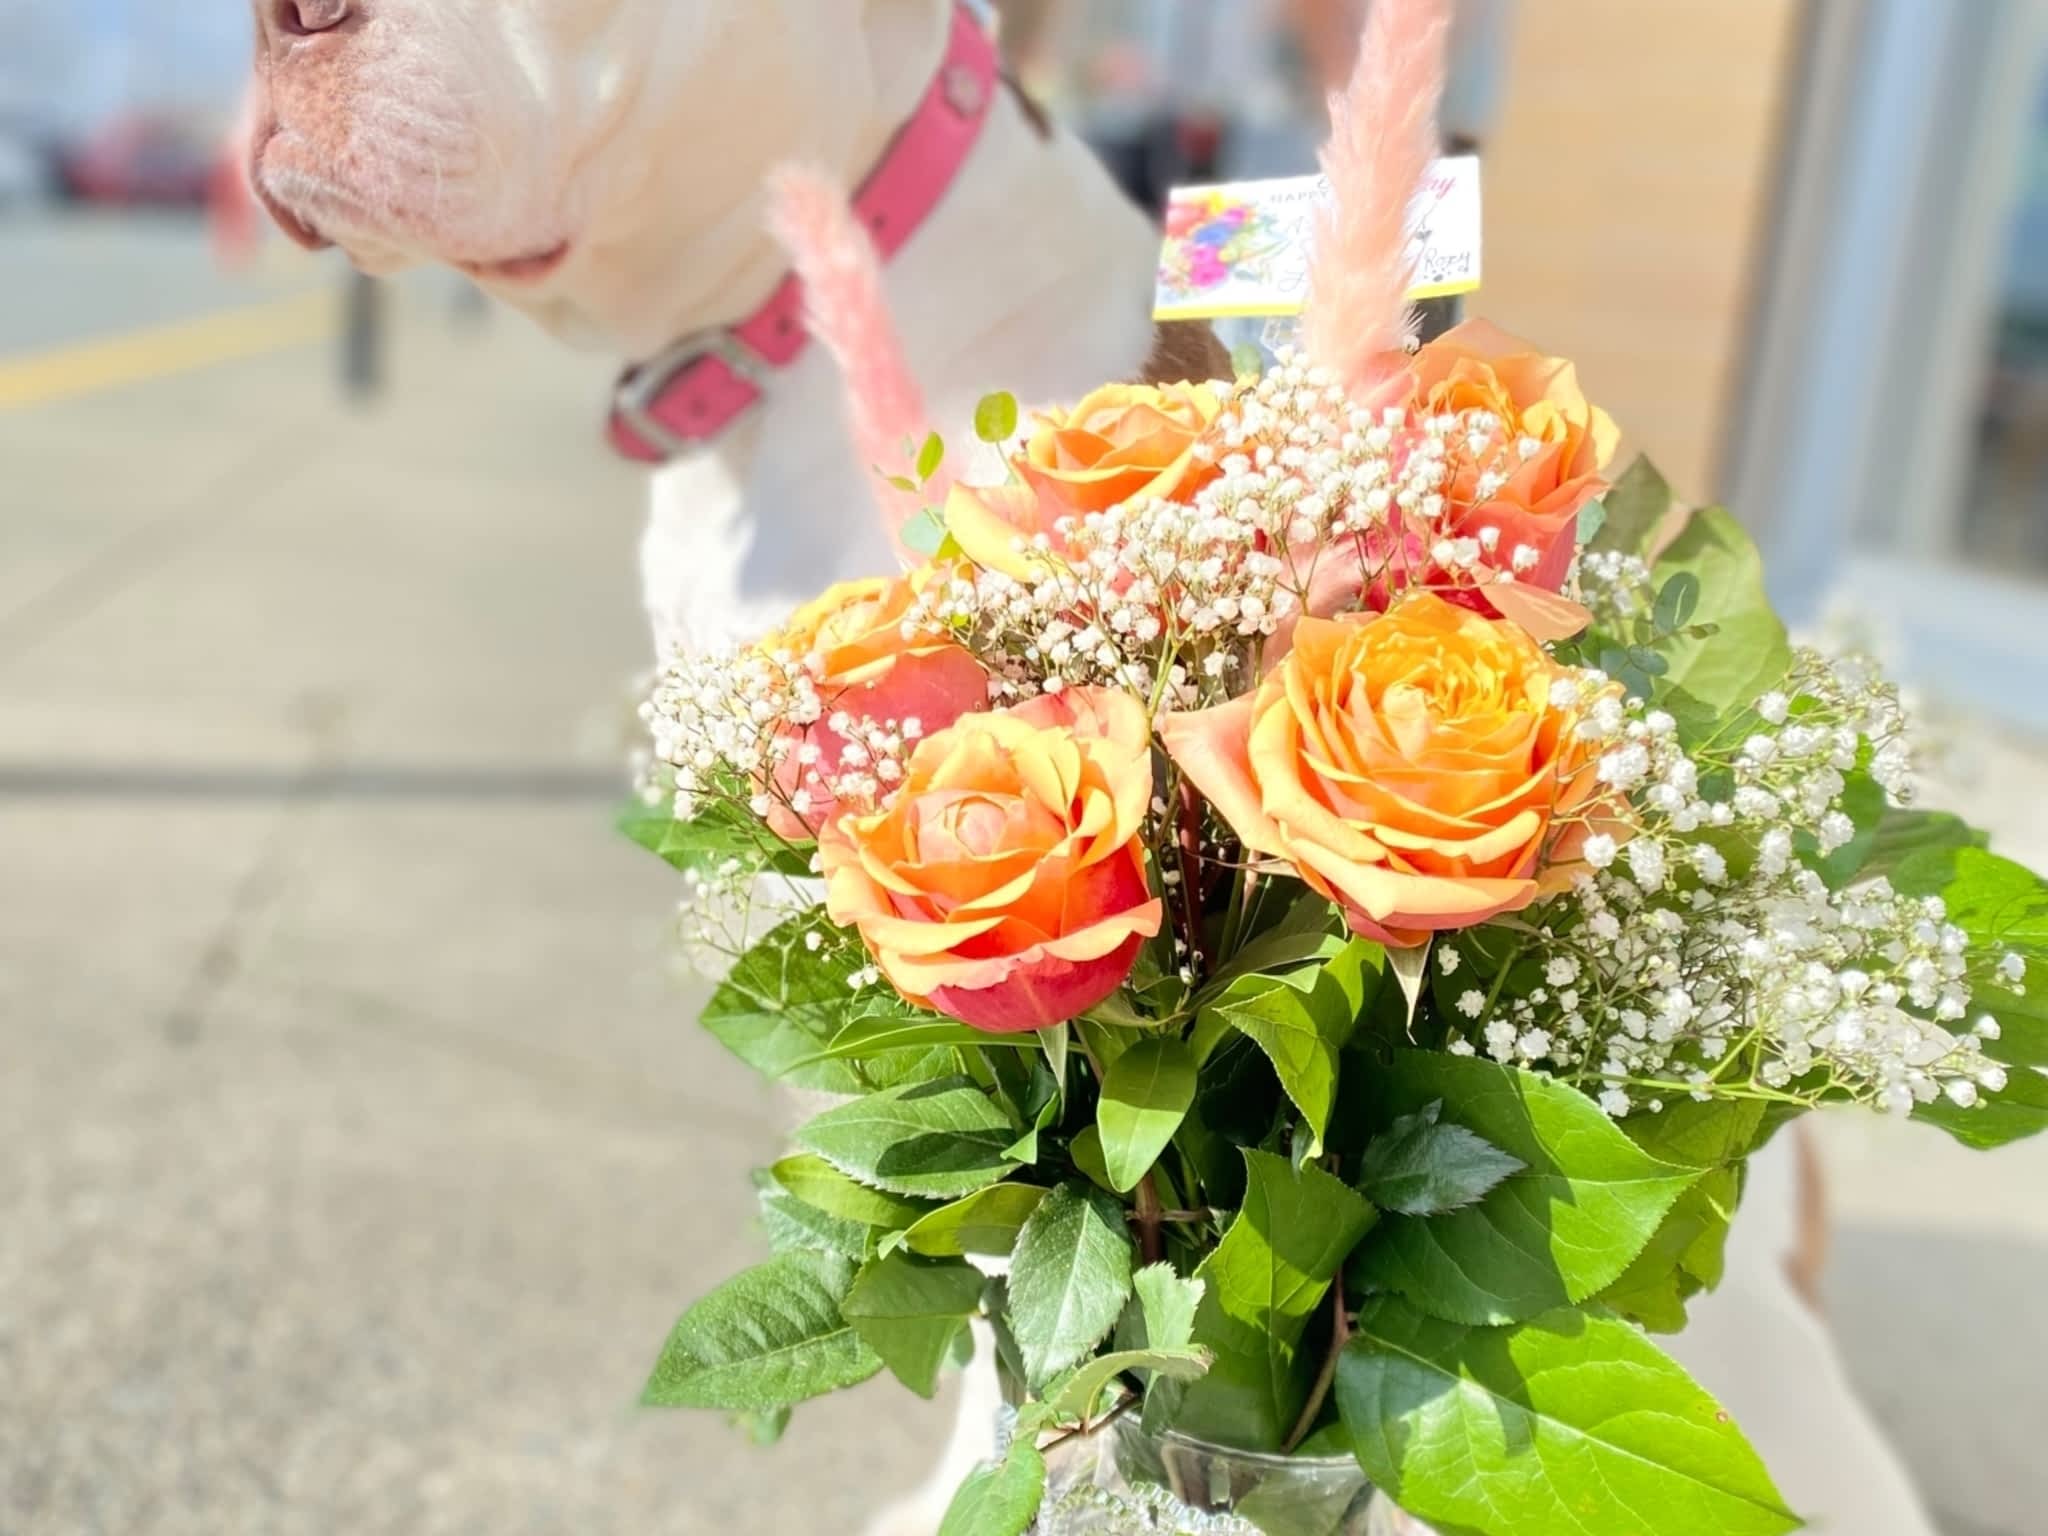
[271,0,352,39]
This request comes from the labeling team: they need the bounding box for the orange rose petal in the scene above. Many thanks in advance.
[1370,808,1545,871]
[1157,695,1288,859]
[1040,900,1166,964]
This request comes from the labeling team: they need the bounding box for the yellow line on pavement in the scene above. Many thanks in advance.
[0,290,338,411]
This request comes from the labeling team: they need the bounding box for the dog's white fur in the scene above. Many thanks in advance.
[247,5,1939,1532]
[248,5,1151,1531]
[247,0,1160,653]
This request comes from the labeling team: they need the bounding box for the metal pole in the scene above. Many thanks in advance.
[341,270,385,400]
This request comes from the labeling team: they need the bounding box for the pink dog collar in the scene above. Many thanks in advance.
[607,3,1000,462]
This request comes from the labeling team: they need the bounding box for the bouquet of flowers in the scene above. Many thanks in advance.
[625,4,2047,1532]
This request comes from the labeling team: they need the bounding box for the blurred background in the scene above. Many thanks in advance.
[3,2,2045,1533]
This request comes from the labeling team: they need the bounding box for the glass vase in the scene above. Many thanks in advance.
[1029,1412,1435,1536]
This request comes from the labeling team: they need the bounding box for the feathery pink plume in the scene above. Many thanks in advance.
[1302,0,1452,401]
[765,164,937,557]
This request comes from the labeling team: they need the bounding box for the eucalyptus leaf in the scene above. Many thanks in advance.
[1339,1297,1797,1536]
[1354,1053,1700,1325]
[974,390,1021,444]
[915,430,945,484]
[795,1078,1020,1199]
[1008,1183,1137,1386]
[901,508,947,556]
[841,1249,986,1398]
[643,1251,882,1413]
[1098,1036,1198,1192]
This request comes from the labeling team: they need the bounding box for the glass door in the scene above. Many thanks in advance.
[1729,0,2048,732]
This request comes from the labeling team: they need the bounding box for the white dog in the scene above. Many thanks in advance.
[244,0,1180,655]
[244,4,1938,1532]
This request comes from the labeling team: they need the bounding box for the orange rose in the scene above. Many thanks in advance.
[1158,595,1612,948]
[1017,382,1225,516]
[761,573,988,839]
[821,687,1164,1034]
[1402,320,1621,600]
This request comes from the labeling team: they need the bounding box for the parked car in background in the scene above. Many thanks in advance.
[58,113,217,207]
[0,130,57,209]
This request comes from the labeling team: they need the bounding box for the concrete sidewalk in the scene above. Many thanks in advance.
[0,273,951,1535]
[2,226,2045,1536]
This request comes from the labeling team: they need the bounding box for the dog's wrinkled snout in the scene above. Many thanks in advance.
[265,0,353,47]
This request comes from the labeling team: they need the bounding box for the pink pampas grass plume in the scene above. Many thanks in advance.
[766,164,938,555]
[1301,0,1452,402]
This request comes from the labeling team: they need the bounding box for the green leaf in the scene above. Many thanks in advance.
[1894,846,2048,1075]
[643,1251,883,1413]
[974,390,1020,444]
[701,915,887,1094]
[1353,1053,1700,1325]
[915,430,945,484]
[791,1006,1033,1068]
[1046,1346,1211,1424]
[1131,1263,1205,1351]
[1201,893,1345,996]
[1650,507,1793,722]
[1804,770,1887,890]
[840,1250,986,1398]
[1173,1150,1378,1450]
[1574,497,1608,546]
[1917,1062,2048,1149]
[938,1440,1046,1536]
[1597,1165,1742,1332]
[1600,1101,1762,1331]
[1068,1124,1117,1194]
[1008,1183,1137,1386]
[617,792,812,880]
[1003,1092,1061,1165]
[1858,808,1988,887]
[771,1155,932,1230]
[1590,455,1679,554]
[757,1178,871,1261]
[1199,941,1380,1155]
[734,1406,791,1446]
[795,1078,1021,1199]
[1617,1097,1768,1169]
[1358,1101,1525,1216]
[1098,1036,1198,1192]
[898,1183,1050,1258]
[1339,1298,1797,1536]
[1039,1022,1071,1104]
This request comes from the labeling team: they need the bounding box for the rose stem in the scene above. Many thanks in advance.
[1134,1172,1166,1266]
[1282,1283,1352,1455]
[1175,777,1207,980]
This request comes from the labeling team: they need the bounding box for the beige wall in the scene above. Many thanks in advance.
[1478,0,1806,501]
